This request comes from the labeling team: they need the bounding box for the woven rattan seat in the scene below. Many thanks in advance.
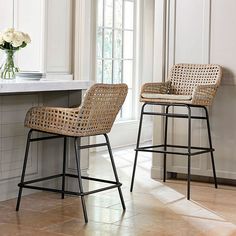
[17,83,128,223]
[130,64,223,200]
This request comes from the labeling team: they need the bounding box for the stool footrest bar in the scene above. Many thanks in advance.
[30,135,63,142]
[79,143,108,150]
[136,144,214,156]
[18,174,119,186]
[66,173,118,185]
[143,111,207,120]
[18,183,121,196]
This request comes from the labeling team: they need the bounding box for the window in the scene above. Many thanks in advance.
[96,0,135,120]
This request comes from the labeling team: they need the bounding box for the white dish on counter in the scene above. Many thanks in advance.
[15,72,46,80]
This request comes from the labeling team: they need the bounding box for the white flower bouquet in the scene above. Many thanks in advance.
[0,28,31,79]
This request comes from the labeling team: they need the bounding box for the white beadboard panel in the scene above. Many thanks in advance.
[1,95,38,125]
[0,124,27,138]
[0,0,14,62]
[1,148,27,165]
[0,147,38,180]
[1,94,39,111]
[1,136,26,151]
[0,94,39,182]
[46,0,72,73]
[14,0,45,72]
[210,0,236,85]
[1,111,27,124]
[169,0,207,64]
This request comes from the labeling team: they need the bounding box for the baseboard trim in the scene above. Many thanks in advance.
[168,172,236,186]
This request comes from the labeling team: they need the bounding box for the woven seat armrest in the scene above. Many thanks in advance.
[141,81,171,97]
[192,84,218,106]
[24,106,80,135]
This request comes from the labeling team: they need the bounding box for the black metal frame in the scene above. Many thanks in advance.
[130,102,218,200]
[16,129,126,223]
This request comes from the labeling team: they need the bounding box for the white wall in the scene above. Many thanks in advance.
[0,0,72,76]
[152,0,236,180]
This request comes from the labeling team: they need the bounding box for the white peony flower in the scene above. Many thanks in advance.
[12,31,24,47]
[23,33,31,44]
[12,40,23,48]
[2,31,14,43]
[14,31,24,41]
[4,28,15,33]
[0,28,31,49]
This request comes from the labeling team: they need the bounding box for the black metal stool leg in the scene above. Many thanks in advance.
[187,106,192,200]
[74,137,88,223]
[61,137,67,199]
[104,134,126,210]
[163,105,170,182]
[16,129,33,211]
[130,103,146,192]
[203,107,218,188]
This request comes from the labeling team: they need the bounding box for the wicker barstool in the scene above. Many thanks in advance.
[16,83,128,223]
[130,64,222,199]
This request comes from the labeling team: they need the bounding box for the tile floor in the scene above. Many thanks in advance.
[0,146,236,235]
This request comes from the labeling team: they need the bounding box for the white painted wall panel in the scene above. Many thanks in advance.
[0,0,14,30]
[175,0,205,63]
[0,0,14,64]
[14,0,44,72]
[210,0,236,85]
[46,0,72,73]
[210,86,236,179]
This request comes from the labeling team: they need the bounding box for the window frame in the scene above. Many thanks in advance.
[96,0,138,120]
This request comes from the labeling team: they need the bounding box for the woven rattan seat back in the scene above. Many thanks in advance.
[169,64,222,95]
[24,83,128,137]
[77,83,128,136]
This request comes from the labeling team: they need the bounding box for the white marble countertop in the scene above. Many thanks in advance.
[0,78,92,94]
